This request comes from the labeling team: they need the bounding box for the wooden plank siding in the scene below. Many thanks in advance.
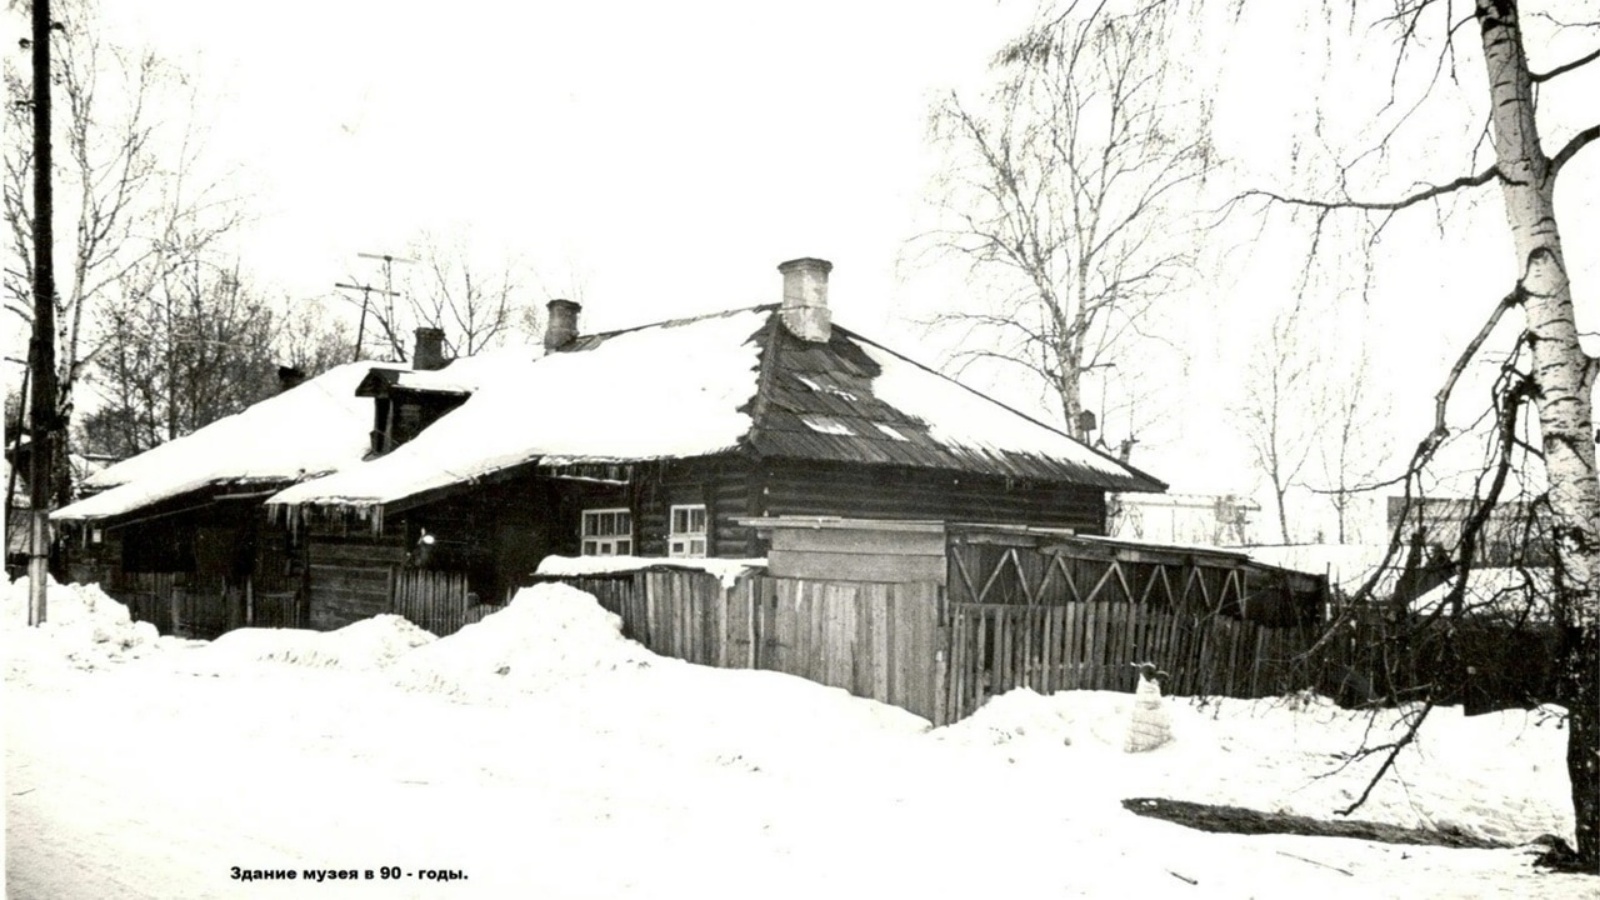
[307,531,406,630]
[531,569,945,723]
[766,524,946,583]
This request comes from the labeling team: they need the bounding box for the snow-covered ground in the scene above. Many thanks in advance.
[5,577,1593,898]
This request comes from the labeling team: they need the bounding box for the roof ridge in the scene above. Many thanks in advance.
[579,303,779,343]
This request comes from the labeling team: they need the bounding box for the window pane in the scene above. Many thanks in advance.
[617,540,631,555]
[690,508,706,531]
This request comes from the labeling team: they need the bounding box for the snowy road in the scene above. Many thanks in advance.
[5,582,1595,898]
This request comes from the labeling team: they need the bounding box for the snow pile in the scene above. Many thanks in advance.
[193,614,436,674]
[388,582,656,698]
[3,575,162,677]
[535,554,766,588]
[934,687,1573,846]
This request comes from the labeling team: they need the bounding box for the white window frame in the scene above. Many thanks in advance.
[581,507,634,556]
[668,504,708,558]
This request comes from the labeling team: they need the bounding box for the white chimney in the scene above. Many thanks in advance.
[778,257,832,342]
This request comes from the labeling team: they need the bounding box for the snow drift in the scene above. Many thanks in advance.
[3,575,162,679]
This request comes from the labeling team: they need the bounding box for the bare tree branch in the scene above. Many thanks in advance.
[1550,123,1600,176]
[1530,45,1600,82]
[1236,165,1499,214]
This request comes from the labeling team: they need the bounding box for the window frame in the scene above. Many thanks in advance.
[580,507,634,556]
[668,503,709,559]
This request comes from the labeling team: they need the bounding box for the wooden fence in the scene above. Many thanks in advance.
[109,571,181,634]
[946,602,1317,721]
[533,570,945,722]
[391,568,496,637]
[109,573,307,638]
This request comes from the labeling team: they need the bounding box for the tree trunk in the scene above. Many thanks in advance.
[1476,0,1599,866]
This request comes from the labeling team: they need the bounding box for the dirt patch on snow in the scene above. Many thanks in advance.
[1122,797,1512,849]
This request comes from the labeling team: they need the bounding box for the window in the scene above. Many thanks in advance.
[581,508,633,556]
[669,504,708,558]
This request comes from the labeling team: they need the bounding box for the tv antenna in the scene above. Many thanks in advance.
[338,251,416,361]
[334,280,400,362]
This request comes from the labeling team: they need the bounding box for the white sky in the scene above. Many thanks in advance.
[11,0,1600,538]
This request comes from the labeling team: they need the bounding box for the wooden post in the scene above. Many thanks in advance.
[26,0,57,627]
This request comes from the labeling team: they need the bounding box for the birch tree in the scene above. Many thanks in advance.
[1237,0,1599,869]
[923,0,1214,440]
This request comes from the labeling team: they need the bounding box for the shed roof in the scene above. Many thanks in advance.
[270,305,1163,513]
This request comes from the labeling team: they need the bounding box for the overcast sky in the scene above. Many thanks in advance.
[11,0,1600,536]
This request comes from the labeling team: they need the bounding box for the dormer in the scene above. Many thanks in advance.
[357,328,470,456]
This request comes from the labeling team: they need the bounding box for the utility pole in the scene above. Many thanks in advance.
[28,0,58,625]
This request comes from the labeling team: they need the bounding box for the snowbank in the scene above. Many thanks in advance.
[388,582,657,698]
[934,687,1573,846]
[535,554,766,588]
[4,575,162,678]
[192,614,437,674]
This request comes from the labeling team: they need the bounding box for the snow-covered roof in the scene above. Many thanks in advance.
[270,305,1161,513]
[1114,492,1261,511]
[269,308,768,510]
[1245,543,1398,595]
[1412,567,1553,620]
[52,362,403,522]
[534,554,767,588]
[368,345,542,396]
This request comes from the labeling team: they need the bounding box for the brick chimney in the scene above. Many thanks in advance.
[545,299,581,353]
[413,327,447,371]
[276,365,305,393]
[778,257,832,342]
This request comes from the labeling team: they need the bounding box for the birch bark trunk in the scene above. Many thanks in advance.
[1476,0,1599,865]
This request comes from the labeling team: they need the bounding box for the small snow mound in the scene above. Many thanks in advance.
[936,689,1078,747]
[389,583,656,698]
[4,575,163,678]
[200,614,436,673]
